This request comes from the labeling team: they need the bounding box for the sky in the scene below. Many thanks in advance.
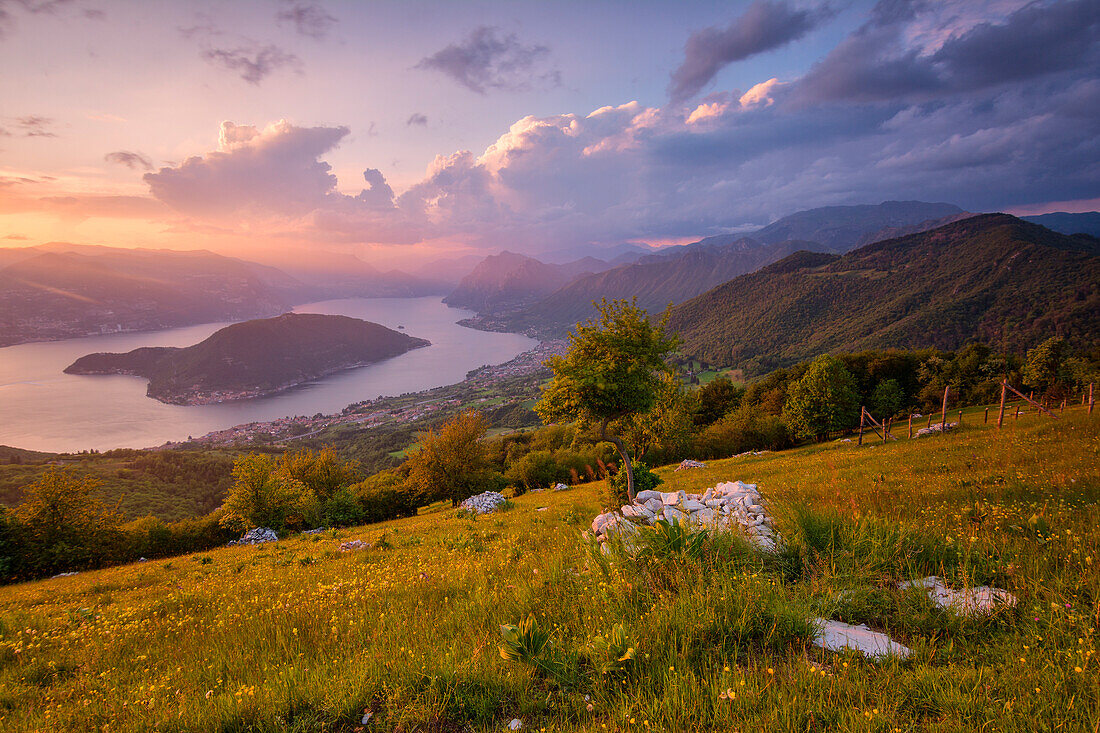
[1,0,1098,267]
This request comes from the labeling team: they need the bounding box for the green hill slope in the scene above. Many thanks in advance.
[669,214,1100,373]
[65,313,430,404]
[2,409,1097,732]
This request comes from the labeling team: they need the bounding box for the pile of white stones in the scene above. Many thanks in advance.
[915,422,957,437]
[899,576,1017,614]
[674,459,706,470]
[228,527,278,546]
[589,480,780,551]
[460,491,509,514]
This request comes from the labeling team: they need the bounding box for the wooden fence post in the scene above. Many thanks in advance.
[1015,405,1020,420]
[1089,383,1094,415]
[941,385,950,431]
[926,414,932,430]
[908,413,913,438]
[857,407,865,446]
[958,409,963,426]
[1060,400,1066,414]
[997,381,1007,428]
[984,407,989,424]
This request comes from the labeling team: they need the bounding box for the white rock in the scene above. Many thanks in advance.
[508,719,523,730]
[811,619,911,660]
[682,499,706,512]
[661,492,680,506]
[644,497,664,513]
[635,490,664,502]
[663,507,686,523]
[460,491,509,514]
[899,576,1017,615]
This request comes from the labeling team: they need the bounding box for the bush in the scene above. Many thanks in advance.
[693,404,791,459]
[605,460,662,508]
[505,450,569,493]
[352,470,420,524]
[221,454,317,532]
[404,410,505,506]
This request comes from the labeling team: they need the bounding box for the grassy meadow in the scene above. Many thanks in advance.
[1,406,1098,732]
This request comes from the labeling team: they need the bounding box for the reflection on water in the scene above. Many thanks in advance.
[0,297,536,452]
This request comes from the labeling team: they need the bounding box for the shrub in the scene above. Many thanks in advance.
[352,470,420,524]
[404,410,505,506]
[693,403,791,459]
[221,454,317,532]
[605,460,662,508]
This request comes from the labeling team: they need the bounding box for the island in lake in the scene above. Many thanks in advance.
[64,313,431,405]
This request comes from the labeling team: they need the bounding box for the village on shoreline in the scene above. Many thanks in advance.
[166,340,567,449]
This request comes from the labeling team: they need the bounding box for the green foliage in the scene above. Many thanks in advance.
[351,470,420,524]
[537,298,679,429]
[537,298,678,500]
[693,403,792,459]
[404,410,504,506]
[605,460,662,508]
[639,518,708,560]
[870,378,905,419]
[783,355,860,440]
[505,450,567,493]
[693,376,744,426]
[1022,336,1069,394]
[620,371,696,464]
[584,623,635,676]
[221,454,316,532]
[279,448,361,503]
[14,469,126,576]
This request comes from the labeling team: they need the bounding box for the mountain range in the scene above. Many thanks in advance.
[668,214,1100,374]
[455,200,978,336]
[443,251,615,314]
[0,243,444,347]
[64,312,430,405]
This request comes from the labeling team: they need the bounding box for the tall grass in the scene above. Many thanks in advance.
[0,408,1097,731]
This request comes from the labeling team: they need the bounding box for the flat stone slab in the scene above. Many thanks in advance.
[812,618,912,660]
[899,576,1017,615]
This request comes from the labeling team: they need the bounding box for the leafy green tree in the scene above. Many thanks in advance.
[404,410,503,506]
[279,448,361,502]
[869,379,905,419]
[221,454,316,531]
[693,375,744,426]
[15,469,125,574]
[621,371,696,463]
[535,298,678,502]
[783,355,860,441]
[1023,336,1069,393]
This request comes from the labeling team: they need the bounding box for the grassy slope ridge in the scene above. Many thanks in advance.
[64,313,430,404]
[669,214,1100,372]
[2,407,1097,732]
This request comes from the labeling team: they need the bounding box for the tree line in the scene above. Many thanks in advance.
[2,299,1095,583]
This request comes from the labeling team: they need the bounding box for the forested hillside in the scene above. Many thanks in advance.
[669,215,1100,374]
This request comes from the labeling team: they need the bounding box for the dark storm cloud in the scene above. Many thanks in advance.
[415,26,560,94]
[668,1,836,102]
[792,0,1100,104]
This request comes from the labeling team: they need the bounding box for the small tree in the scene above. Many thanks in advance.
[870,378,905,419]
[784,355,860,441]
[1022,336,1068,394]
[404,410,502,506]
[222,454,315,531]
[15,469,125,574]
[536,298,678,502]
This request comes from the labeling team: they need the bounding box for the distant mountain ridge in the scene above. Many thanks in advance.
[1022,212,1100,238]
[443,251,613,314]
[668,214,1100,374]
[64,313,430,405]
[0,243,447,347]
[480,200,975,336]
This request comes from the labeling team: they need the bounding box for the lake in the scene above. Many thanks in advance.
[0,297,537,453]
